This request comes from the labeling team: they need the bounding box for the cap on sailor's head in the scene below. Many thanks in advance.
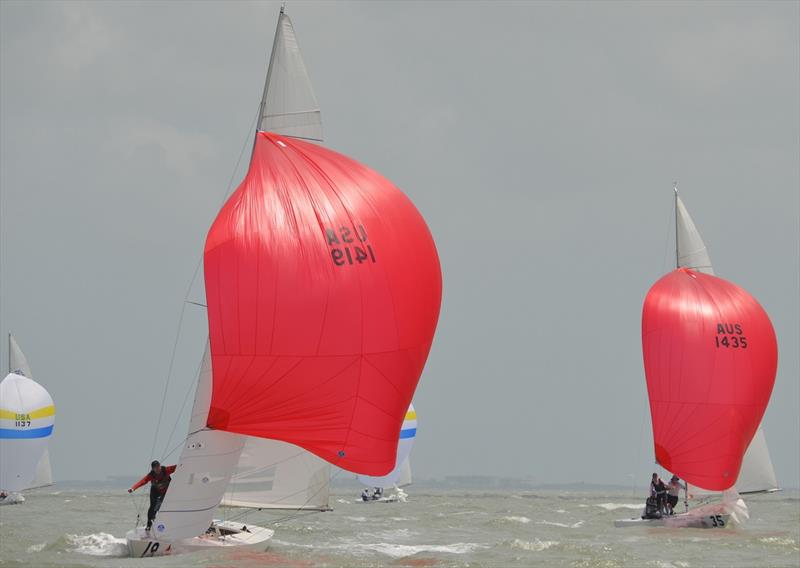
[151,460,160,468]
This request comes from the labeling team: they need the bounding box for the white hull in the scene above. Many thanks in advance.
[0,492,24,506]
[615,512,731,529]
[126,520,273,557]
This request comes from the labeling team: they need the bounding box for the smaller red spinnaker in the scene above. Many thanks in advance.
[642,268,777,491]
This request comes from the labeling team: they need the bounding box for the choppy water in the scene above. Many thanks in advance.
[0,489,798,567]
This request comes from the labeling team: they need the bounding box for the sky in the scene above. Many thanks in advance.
[0,1,797,487]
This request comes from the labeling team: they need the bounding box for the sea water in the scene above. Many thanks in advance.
[0,488,797,567]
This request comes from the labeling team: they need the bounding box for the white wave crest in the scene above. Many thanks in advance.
[510,538,559,551]
[350,542,485,558]
[27,542,46,553]
[537,519,584,528]
[66,533,128,557]
[596,503,643,511]
[503,515,531,524]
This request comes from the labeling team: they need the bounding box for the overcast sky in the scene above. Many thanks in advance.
[1,1,797,487]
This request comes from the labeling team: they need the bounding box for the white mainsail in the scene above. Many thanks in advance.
[222,438,330,510]
[153,344,245,541]
[257,8,322,141]
[675,191,779,494]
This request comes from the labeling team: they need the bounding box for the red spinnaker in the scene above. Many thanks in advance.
[642,268,777,491]
[203,133,442,476]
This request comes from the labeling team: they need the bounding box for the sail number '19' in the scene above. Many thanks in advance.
[714,323,747,349]
[326,225,376,267]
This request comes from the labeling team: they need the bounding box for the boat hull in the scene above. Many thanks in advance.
[0,492,24,506]
[126,520,273,557]
[614,512,731,529]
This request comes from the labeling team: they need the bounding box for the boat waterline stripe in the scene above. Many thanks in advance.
[0,406,55,420]
[405,410,416,420]
[0,425,54,439]
[399,428,416,439]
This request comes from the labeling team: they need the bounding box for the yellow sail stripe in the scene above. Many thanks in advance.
[0,405,55,420]
[405,410,417,421]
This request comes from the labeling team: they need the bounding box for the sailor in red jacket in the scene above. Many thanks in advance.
[128,460,177,532]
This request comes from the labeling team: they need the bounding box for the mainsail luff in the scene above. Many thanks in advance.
[674,192,779,494]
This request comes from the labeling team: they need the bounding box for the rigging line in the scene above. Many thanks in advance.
[148,107,259,461]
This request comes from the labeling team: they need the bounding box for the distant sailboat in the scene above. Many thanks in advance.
[616,188,778,529]
[0,334,55,505]
[127,7,441,557]
[357,403,417,502]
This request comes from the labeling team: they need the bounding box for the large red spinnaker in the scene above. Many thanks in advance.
[642,268,777,491]
[203,132,442,476]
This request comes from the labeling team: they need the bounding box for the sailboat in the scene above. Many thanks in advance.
[0,334,55,505]
[615,188,778,529]
[357,403,417,503]
[126,7,441,557]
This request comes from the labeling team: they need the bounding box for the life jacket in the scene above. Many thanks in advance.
[150,467,172,493]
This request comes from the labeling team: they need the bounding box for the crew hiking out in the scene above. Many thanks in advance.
[128,460,177,532]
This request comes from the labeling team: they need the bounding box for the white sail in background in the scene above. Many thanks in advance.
[0,373,55,492]
[3,335,54,490]
[357,404,417,489]
[676,192,779,494]
[9,333,33,378]
[28,449,53,489]
[395,457,412,488]
[222,438,330,510]
[257,9,322,141]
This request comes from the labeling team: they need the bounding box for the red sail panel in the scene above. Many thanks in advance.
[203,132,441,476]
[642,268,777,491]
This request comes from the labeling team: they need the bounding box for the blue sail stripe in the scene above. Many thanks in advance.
[0,425,54,439]
[399,428,416,439]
